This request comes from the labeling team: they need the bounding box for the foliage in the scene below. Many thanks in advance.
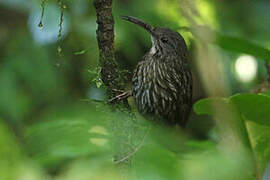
[194,93,270,177]
[0,0,270,180]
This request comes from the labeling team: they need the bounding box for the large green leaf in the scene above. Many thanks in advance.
[215,34,270,62]
[193,97,227,116]
[193,93,270,177]
[230,94,270,126]
[24,104,113,170]
[194,94,270,126]
[0,120,46,180]
[192,26,270,61]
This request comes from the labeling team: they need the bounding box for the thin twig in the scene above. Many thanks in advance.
[80,99,106,103]
[112,89,125,93]
[108,91,132,103]
[114,126,150,164]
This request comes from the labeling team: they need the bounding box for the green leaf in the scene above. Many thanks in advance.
[24,104,113,170]
[245,121,270,176]
[194,94,270,126]
[215,34,270,62]
[230,94,270,126]
[25,119,110,169]
[133,144,180,180]
[193,97,227,115]
[0,120,45,180]
[192,26,270,61]
[193,93,270,177]
[55,157,121,180]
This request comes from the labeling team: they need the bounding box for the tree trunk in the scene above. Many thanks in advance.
[93,0,123,98]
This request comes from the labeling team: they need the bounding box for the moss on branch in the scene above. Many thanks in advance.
[93,0,123,97]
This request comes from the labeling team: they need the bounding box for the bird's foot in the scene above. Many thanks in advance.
[108,90,132,103]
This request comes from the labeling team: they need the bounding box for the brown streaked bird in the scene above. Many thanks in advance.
[121,16,192,127]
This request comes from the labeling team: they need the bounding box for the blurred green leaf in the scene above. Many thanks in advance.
[55,157,121,180]
[246,121,270,177]
[193,26,270,61]
[0,34,66,123]
[230,94,270,126]
[194,94,270,126]
[181,149,254,180]
[194,93,270,177]
[0,120,21,180]
[193,97,227,115]
[132,144,180,180]
[24,104,113,170]
[0,120,46,180]
[215,34,270,62]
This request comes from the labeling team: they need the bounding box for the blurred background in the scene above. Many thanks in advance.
[1,0,270,179]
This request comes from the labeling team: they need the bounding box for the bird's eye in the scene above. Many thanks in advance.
[161,37,168,43]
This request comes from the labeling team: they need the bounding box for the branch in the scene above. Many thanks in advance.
[114,126,150,164]
[108,90,132,103]
[93,0,123,97]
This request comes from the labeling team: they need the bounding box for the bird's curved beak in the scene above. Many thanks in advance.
[120,16,155,36]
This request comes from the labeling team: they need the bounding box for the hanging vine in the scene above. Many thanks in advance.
[57,0,66,57]
[38,0,46,28]
[38,0,66,58]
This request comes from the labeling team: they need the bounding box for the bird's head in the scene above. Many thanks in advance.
[121,16,187,55]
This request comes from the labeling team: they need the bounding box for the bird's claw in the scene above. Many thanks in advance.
[108,90,132,103]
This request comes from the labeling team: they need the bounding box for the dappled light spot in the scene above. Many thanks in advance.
[235,55,258,83]
[88,126,108,135]
[89,138,108,146]
[89,126,108,146]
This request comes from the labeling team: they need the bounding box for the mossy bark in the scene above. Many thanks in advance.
[93,0,123,98]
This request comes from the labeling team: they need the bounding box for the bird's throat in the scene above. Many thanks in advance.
[150,46,157,54]
[150,36,158,55]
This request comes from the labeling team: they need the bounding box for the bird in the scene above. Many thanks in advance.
[121,16,193,127]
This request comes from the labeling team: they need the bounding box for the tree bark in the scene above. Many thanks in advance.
[93,0,123,98]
